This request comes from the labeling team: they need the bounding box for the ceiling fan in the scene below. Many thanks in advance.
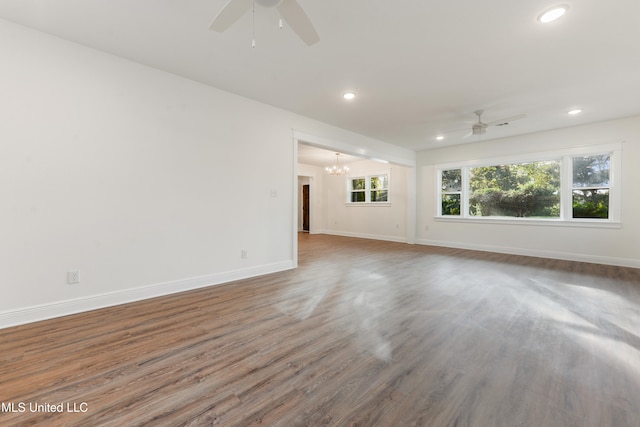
[209,0,320,46]
[463,109,526,138]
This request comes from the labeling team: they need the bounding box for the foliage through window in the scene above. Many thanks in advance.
[572,155,610,219]
[441,169,461,215]
[436,146,618,223]
[349,173,390,203]
[469,161,560,218]
[350,178,366,202]
[370,175,389,202]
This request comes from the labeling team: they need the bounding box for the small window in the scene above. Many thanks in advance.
[350,177,366,202]
[370,175,389,202]
[347,172,390,204]
[572,155,610,219]
[441,169,461,215]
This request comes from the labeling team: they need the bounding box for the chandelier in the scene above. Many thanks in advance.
[325,153,350,175]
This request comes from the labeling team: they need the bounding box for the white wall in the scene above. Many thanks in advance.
[322,159,410,242]
[416,115,640,267]
[0,19,414,328]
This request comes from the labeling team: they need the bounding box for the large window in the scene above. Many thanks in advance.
[436,144,620,224]
[469,161,560,218]
[349,172,390,204]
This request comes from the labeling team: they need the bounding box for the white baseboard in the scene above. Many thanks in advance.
[416,238,640,269]
[0,261,294,330]
[321,230,407,243]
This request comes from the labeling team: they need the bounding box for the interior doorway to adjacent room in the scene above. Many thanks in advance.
[302,184,310,232]
[297,176,312,233]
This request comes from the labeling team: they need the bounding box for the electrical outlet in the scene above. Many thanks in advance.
[241,250,248,259]
[67,270,80,285]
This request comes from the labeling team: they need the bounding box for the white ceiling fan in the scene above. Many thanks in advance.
[463,109,526,138]
[209,0,320,46]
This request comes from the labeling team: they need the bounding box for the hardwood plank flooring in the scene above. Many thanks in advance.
[1,234,640,426]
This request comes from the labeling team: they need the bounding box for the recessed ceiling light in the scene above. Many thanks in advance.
[568,109,582,115]
[436,135,445,141]
[538,4,569,23]
[343,92,356,100]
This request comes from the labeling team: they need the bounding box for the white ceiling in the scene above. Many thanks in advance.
[1,0,640,153]
[298,144,363,168]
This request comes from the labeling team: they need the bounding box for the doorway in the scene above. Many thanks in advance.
[302,184,310,232]
[297,176,311,233]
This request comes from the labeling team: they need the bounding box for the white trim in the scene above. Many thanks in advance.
[321,230,407,243]
[406,166,416,244]
[434,216,622,229]
[415,238,640,269]
[0,261,294,330]
[292,130,416,168]
[609,149,622,222]
[292,134,299,268]
[345,202,392,207]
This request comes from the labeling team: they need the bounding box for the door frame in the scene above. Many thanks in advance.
[302,183,310,231]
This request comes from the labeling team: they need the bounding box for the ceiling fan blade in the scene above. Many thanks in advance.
[277,0,320,45]
[486,114,526,127]
[462,131,473,139]
[209,0,252,32]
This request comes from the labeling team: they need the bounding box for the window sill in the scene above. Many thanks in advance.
[434,216,621,229]
[345,202,392,207]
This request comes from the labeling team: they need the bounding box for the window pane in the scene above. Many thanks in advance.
[442,169,461,192]
[573,189,609,219]
[371,190,388,202]
[469,161,560,218]
[351,191,366,202]
[351,178,366,190]
[573,155,610,188]
[442,194,461,215]
[371,175,389,190]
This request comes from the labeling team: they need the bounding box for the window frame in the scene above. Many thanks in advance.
[347,169,391,205]
[369,174,390,203]
[439,168,463,216]
[569,154,611,220]
[435,143,622,227]
[349,176,367,203]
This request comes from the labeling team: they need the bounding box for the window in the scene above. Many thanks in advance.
[441,169,462,215]
[350,177,366,202]
[436,144,620,225]
[348,172,390,204]
[469,161,560,218]
[370,175,389,202]
[571,155,610,219]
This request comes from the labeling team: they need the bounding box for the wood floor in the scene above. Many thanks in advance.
[2,234,640,426]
